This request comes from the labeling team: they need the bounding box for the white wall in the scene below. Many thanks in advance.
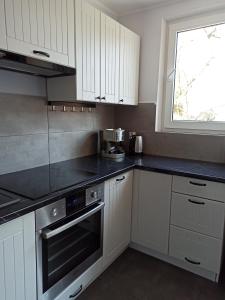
[119,0,225,103]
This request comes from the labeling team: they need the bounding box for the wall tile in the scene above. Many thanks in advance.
[115,103,155,132]
[0,94,48,136]
[48,109,93,133]
[0,134,49,175]
[49,131,98,164]
[93,104,115,130]
[115,103,225,163]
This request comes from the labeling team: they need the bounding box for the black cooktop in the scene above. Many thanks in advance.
[0,160,97,200]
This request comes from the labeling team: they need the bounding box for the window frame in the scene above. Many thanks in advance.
[159,10,225,136]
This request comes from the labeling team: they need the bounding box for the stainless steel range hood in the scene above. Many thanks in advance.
[0,50,75,78]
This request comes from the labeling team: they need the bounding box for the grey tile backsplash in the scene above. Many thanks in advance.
[115,103,225,163]
[0,93,115,175]
[1,94,224,176]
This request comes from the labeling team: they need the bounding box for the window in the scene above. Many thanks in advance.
[158,11,225,135]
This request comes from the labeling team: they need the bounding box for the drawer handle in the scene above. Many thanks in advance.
[69,285,83,298]
[189,181,207,187]
[116,176,125,182]
[188,199,205,205]
[33,50,50,58]
[185,257,201,265]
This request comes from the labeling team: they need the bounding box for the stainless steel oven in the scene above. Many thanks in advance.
[36,183,104,300]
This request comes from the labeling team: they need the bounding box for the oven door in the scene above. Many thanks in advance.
[37,201,104,300]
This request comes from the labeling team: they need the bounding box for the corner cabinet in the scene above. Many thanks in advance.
[103,171,133,268]
[0,213,36,300]
[1,0,75,67]
[132,170,172,254]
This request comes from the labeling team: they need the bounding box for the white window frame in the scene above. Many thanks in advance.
[157,10,225,136]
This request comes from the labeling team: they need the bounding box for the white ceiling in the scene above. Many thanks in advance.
[99,0,183,16]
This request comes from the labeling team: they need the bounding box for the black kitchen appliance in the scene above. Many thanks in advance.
[36,183,104,300]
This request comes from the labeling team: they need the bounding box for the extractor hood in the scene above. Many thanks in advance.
[0,50,75,78]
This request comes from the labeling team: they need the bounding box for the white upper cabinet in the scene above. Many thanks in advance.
[75,0,101,102]
[101,13,120,104]
[119,26,140,105]
[2,0,75,67]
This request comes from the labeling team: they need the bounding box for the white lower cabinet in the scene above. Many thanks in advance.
[103,171,133,268]
[132,170,172,254]
[131,170,225,281]
[0,213,36,300]
[169,226,223,273]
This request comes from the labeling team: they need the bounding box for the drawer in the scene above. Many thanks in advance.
[172,176,225,202]
[169,226,223,273]
[171,193,225,238]
[55,258,103,300]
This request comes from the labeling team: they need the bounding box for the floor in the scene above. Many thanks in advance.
[78,248,225,300]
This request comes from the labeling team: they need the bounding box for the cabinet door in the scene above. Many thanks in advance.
[75,0,101,102]
[0,213,36,300]
[119,26,140,105]
[4,0,75,67]
[104,171,133,268]
[132,170,172,254]
[0,0,7,49]
[101,13,120,104]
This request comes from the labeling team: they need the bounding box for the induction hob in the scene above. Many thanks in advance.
[0,160,98,200]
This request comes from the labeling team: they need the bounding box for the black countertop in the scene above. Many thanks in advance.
[1,154,225,224]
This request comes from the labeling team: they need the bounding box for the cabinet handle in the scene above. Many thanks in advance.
[119,99,124,103]
[101,96,106,101]
[116,176,125,182]
[69,285,83,298]
[185,257,201,265]
[188,199,205,205]
[95,96,101,100]
[189,181,207,187]
[33,50,50,58]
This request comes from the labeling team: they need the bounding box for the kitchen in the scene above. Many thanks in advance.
[1,0,225,299]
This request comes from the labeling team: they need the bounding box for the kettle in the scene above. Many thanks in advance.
[135,136,143,154]
[129,132,143,155]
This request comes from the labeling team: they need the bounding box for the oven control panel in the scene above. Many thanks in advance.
[36,199,66,231]
[86,183,104,206]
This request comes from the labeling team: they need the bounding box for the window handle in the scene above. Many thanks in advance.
[167,68,176,81]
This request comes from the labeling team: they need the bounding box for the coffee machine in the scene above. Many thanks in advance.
[100,128,125,160]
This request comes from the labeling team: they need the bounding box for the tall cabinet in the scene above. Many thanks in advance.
[1,0,75,66]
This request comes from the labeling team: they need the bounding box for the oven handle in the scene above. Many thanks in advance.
[42,202,105,240]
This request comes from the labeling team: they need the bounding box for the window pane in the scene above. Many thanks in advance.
[173,23,225,122]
